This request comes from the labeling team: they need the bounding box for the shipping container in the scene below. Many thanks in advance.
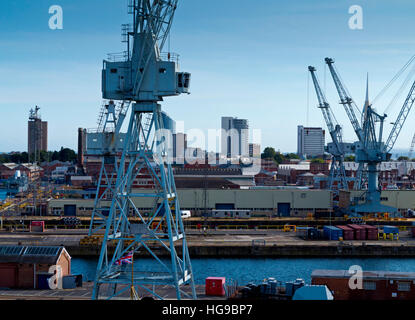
[347,224,366,240]
[335,225,354,240]
[30,221,45,233]
[363,225,379,240]
[323,226,343,241]
[205,277,225,296]
[383,226,399,234]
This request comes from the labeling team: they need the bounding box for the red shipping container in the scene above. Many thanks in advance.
[347,224,366,240]
[30,221,45,232]
[363,225,379,240]
[336,225,354,240]
[205,277,225,296]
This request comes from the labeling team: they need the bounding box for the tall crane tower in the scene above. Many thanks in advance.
[325,57,415,217]
[92,0,196,300]
[87,100,130,236]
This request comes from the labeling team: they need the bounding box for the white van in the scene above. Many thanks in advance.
[181,210,192,219]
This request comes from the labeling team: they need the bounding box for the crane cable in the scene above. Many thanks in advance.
[383,61,415,115]
[371,54,415,111]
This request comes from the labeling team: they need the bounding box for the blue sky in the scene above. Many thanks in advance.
[1,0,415,155]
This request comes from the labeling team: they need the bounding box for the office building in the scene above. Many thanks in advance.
[297,126,325,158]
[221,117,249,158]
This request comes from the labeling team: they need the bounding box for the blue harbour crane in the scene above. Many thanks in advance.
[308,66,351,193]
[92,0,196,300]
[88,100,130,236]
[325,57,415,217]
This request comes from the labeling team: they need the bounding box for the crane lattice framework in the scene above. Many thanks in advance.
[325,58,415,217]
[92,0,196,300]
[308,66,352,194]
[87,100,130,236]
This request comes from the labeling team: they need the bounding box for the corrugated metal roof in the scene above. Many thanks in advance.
[312,269,415,280]
[0,246,66,264]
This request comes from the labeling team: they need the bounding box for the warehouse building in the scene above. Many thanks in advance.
[339,190,415,215]
[48,188,333,217]
[0,246,71,289]
[312,269,415,300]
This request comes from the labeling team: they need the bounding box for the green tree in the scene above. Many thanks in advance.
[285,153,300,160]
[398,156,409,161]
[58,147,77,162]
[344,155,356,162]
[261,147,277,160]
[311,158,325,164]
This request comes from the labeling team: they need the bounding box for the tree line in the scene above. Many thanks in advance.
[0,148,77,164]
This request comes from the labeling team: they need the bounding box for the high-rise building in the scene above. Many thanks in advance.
[28,106,48,162]
[221,117,249,158]
[249,143,261,158]
[78,128,87,167]
[173,133,187,164]
[297,126,325,158]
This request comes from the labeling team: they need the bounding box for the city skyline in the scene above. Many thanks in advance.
[1,0,415,154]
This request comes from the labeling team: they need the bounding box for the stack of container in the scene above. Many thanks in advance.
[323,226,343,240]
[347,224,366,240]
[363,225,379,240]
[383,226,399,240]
[335,225,354,240]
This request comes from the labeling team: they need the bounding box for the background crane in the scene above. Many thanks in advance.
[325,57,415,217]
[308,66,350,193]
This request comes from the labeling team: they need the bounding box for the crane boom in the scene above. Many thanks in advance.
[308,66,348,191]
[325,58,364,143]
[384,79,415,153]
[308,66,343,154]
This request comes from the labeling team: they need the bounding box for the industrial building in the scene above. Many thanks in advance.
[28,106,48,162]
[48,188,333,217]
[312,269,415,300]
[297,126,325,158]
[0,246,71,289]
[339,190,415,215]
[0,163,43,182]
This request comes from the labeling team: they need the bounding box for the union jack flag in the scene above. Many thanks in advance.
[114,251,134,266]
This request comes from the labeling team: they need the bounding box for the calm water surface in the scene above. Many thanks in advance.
[72,257,415,285]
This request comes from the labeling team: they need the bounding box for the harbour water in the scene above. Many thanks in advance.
[72,257,415,285]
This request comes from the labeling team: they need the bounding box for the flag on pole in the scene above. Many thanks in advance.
[114,251,134,266]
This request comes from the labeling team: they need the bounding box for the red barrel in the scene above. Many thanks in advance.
[335,225,354,240]
[347,224,366,240]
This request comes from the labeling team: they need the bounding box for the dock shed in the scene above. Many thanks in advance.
[0,246,71,289]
